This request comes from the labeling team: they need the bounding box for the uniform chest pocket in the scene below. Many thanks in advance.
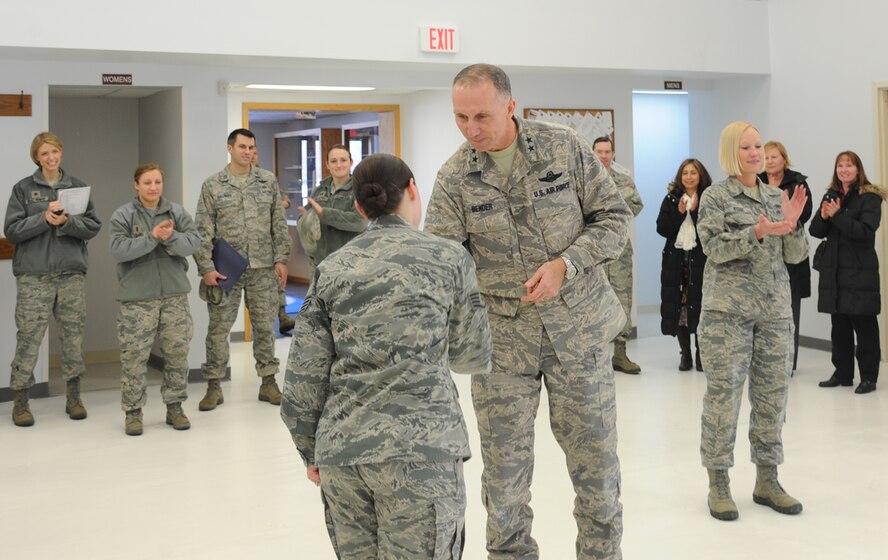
[26,199,50,216]
[465,205,510,234]
[530,181,578,219]
[723,203,758,229]
[215,193,240,209]
[464,204,514,285]
[252,190,275,205]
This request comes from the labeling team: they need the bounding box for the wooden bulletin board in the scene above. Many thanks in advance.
[0,238,14,260]
[524,108,615,149]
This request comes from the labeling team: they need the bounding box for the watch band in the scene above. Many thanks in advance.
[561,255,578,280]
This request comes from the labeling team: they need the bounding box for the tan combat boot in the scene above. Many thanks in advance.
[165,402,191,431]
[279,306,295,335]
[65,376,88,420]
[753,465,803,515]
[612,340,641,374]
[125,409,143,436]
[198,379,224,411]
[258,375,282,405]
[707,469,739,521]
[12,389,35,427]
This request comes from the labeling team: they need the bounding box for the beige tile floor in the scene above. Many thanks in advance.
[1,313,886,559]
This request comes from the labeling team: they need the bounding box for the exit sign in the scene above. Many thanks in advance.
[664,81,683,90]
[420,26,459,53]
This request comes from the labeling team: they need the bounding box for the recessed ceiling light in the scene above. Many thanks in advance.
[631,90,688,95]
[245,84,376,92]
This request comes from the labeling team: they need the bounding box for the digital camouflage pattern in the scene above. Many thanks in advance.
[204,267,281,379]
[605,169,643,342]
[425,116,630,560]
[281,214,489,559]
[281,214,491,467]
[118,295,192,411]
[10,273,86,389]
[697,176,807,469]
[194,165,290,379]
[319,461,466,560]
[193,165,290,274]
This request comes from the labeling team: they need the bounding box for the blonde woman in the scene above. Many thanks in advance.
[697,122,807,521]
[4,132,101,427]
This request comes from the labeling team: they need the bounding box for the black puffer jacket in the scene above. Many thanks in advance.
[758,168,813,299]
[809,183,885,315]
[656,183,706,335]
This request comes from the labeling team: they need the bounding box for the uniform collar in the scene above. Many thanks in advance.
[725,175,782,205]
[133,196,172,213]
[325,175,355,192]
[33,168,72,188]
[463,116,540,174]
[367,213,413,231]
[220,164,261,184]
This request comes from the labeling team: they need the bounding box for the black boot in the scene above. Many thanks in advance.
[677,327,692,371]
[695,336,704,372]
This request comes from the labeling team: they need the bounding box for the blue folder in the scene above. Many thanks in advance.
[212,237,249,293]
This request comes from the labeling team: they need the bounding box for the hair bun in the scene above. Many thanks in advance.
[361,182,388,213]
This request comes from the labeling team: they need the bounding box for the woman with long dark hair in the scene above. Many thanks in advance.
[810,150,885,394]
[657,158,712,371]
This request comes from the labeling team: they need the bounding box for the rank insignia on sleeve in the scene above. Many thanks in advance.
[470,292,484,308]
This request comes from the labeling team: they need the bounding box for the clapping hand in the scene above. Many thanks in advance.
[754,186,808,240]
[296,197,323,216]
[152,219,174,241]
[678,193,697,214]
[821,197,841,219]
[781,185,808,227]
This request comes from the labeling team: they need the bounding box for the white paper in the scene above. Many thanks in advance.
[58,186,91,216]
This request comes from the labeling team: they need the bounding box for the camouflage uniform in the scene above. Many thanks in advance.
[194,165,290,379]
[425,117,631,560]
[4,168,101,389]
[281,214,491,559]
[110,197,200,411]
[301,175,367,267]
[697,176,807,469]
[605,170,643,342]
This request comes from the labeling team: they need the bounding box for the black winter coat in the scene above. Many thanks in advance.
[809,183,885,315]
[656,183,706,335]
[758,168,813,299]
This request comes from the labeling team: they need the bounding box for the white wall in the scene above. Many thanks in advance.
[1,1,770,75]
[766,0,888,342]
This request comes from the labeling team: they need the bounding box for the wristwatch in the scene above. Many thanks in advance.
[561,255,578,280]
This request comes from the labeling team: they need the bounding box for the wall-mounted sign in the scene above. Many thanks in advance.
[664,81,683,90]
[102,74,133,86]
[420,26,459,53]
